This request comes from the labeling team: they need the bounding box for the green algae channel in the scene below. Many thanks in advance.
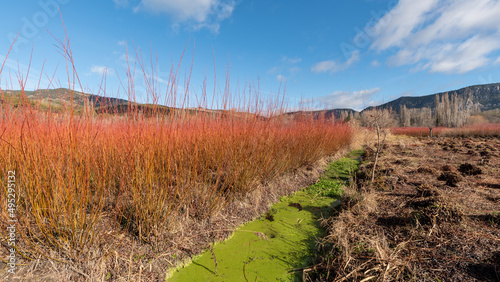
[168,151,362,281]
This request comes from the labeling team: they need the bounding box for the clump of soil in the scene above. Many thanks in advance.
[464,142,474,149]
[355,163,373,183]
[416,184,439,197]
[416,167,434,174]
[458,163,483,176]
[393,159,410,165]
[379,167,394,175]
[488,213,500,226]
[437,171,462,186]
[441,164,455,172]
[471,213,500,227]
[468,149,479,156]
[363,147,375,159]
[408,196,463,225]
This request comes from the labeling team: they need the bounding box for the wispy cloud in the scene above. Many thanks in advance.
[303,87,381,110]
[276,74,287,82]
[311,50,360,74]
[289,66,301,75]
[346,50,360,66]
[268,55,302,78]
[112,0,129,8]
[281,56,302,64]
[91,65,113,75]
[0,55,48,90]
[118,40,127,46]
[370,0,500,74]
[370,0,440,50]
[311,60,338,73]
[135,0,236,33]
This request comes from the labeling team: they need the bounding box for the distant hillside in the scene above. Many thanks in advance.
[0,88,264,119]
[284,108,359,120]
[283,83,500,122]
[3,83,500,122]
[1,88,129,110]
[364,83,500,114]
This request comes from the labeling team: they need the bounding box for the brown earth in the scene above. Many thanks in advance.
[309,136,500,281]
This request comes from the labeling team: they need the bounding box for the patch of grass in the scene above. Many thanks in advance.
[168,152,364,281]
[488,211,499,226]
[324,157,360,180]
[306,155,362,198]
[348,149,365,158]
[306,180,344,198]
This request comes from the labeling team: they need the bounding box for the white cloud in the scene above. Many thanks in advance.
[370,0,500,74]
[289,66,301,75]
[267,66,279,75]
[346,50,360,66]
[91,66,113,75]
[282,56,302,64]
[311,60,338,73]
[268,55,302,79]
[136,0,235,32]
[388,35,500,73]
[304,87,381,110]
[119,53,135,62]
[276,74,287,82]
[118,40,127,46]
[112,0,129,8]
[146,73,168,84]
[410,0,500,46]
[371,0,440,50]
[371,60,380,67]
[311,50,360,74]
[428,36,500,73]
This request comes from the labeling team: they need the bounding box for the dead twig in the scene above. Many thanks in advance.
[209,245,217,275]
[334,259,374,282]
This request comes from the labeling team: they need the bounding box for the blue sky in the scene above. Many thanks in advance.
[2,0,500,111]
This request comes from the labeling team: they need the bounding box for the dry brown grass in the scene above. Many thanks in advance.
[307,135,500,281]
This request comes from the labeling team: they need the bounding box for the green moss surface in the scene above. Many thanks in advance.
[168,152,362,281]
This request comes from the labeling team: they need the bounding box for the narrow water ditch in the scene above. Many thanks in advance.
[168,150,363,281]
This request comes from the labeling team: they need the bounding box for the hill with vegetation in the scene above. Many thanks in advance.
[1,88,127,110]
[364,83,500,114]
[2,83,500,123]
[284,108,359,121]
[284,83,500,125]
[0,88,263,119]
